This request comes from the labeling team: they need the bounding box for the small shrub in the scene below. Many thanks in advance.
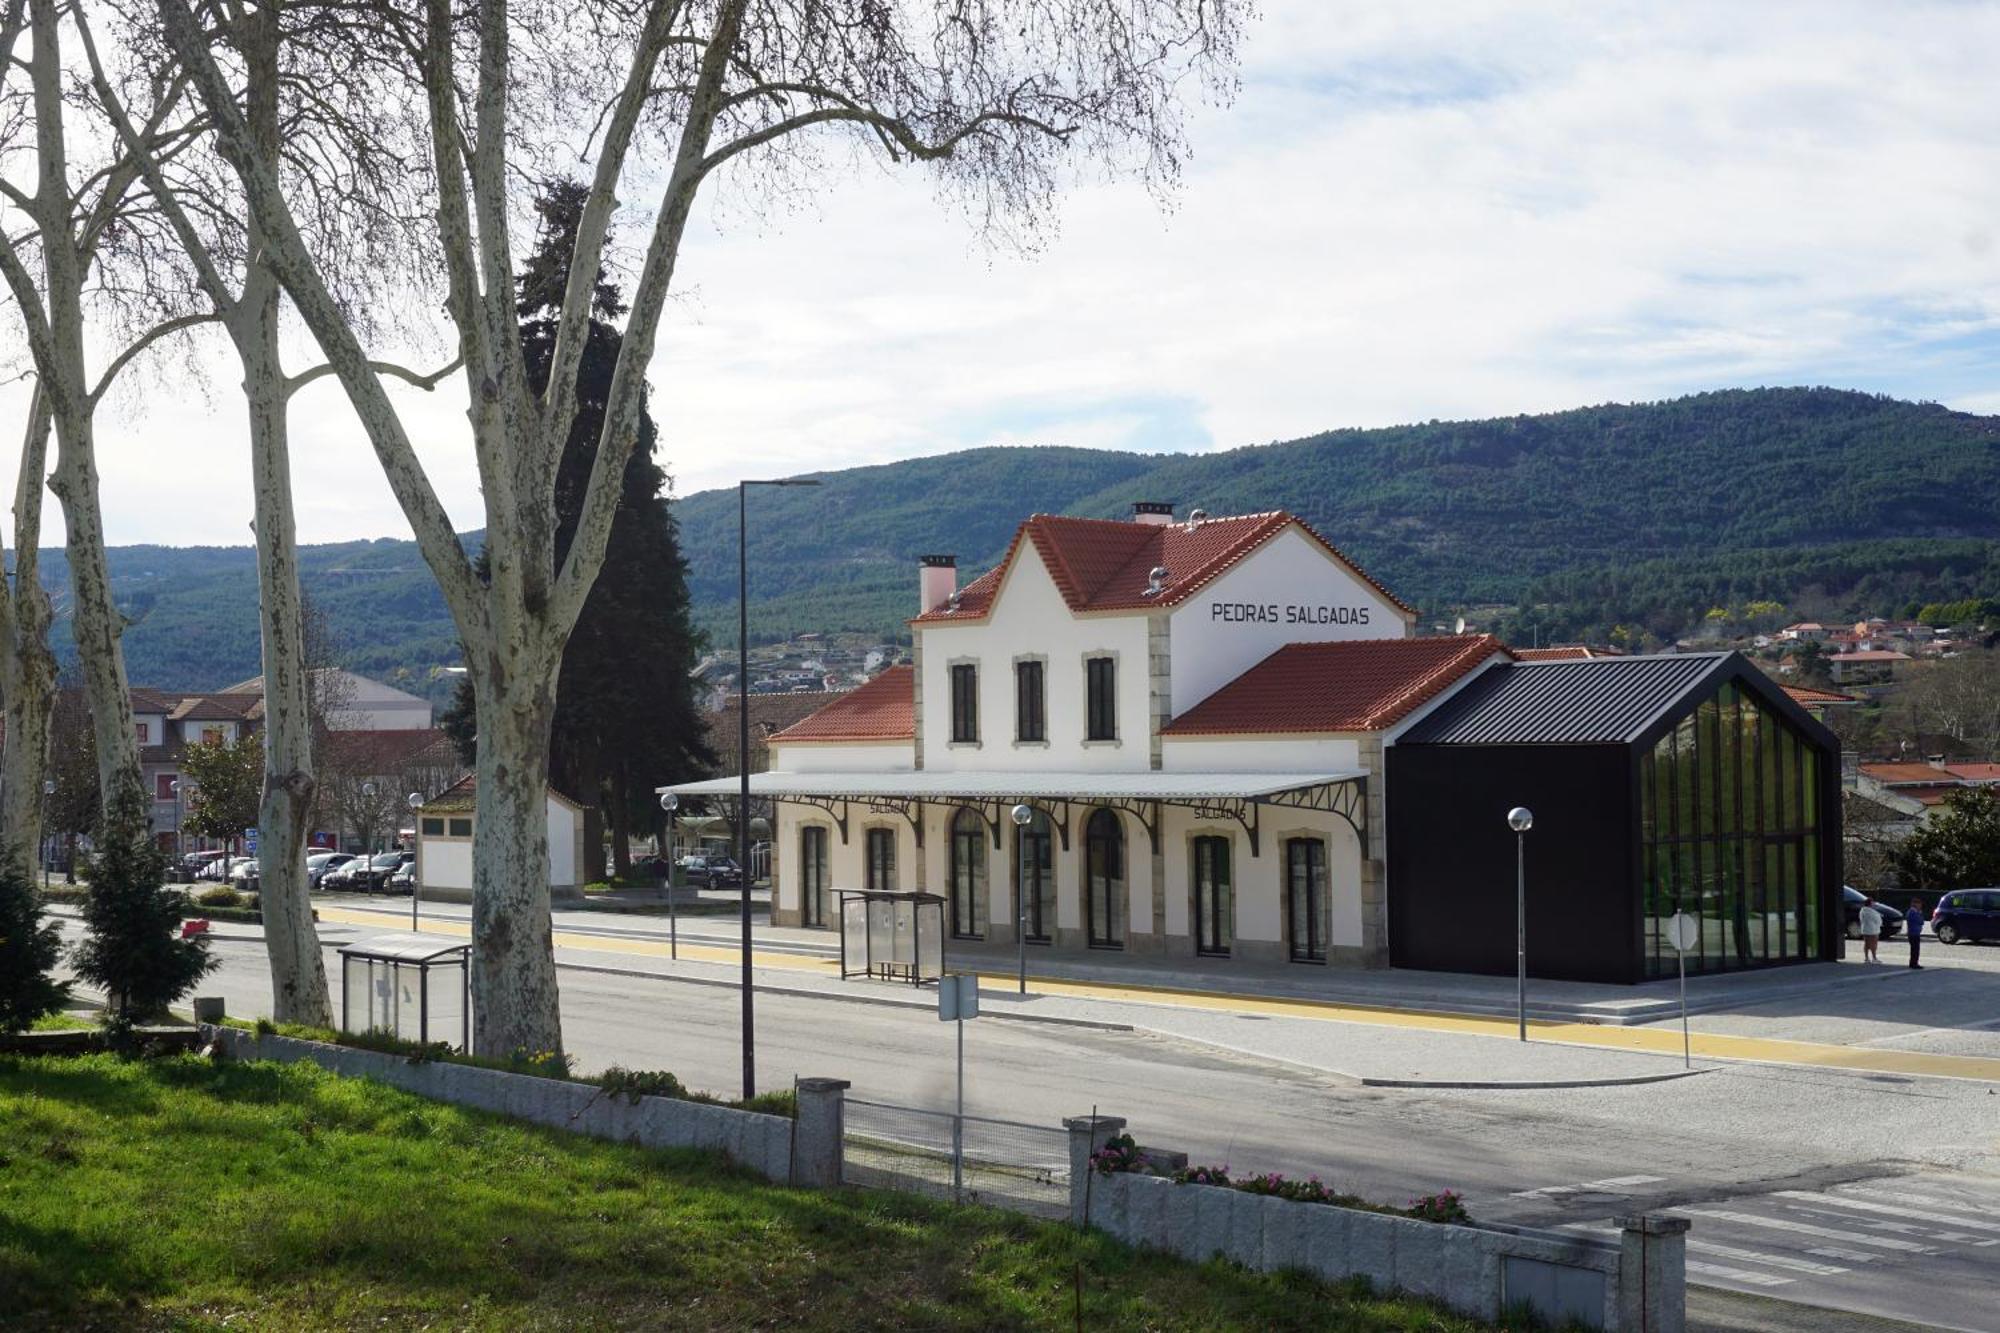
[506,1047,573,1080]
[1089,1131,1154,1176]
[599,1066,689,1103]
[1407,1190,1471,1225]
[194,886,244,909]
[1173,1164,1231,1186]
[735,1088,797,1118]
[0,855,68,1033]
[1238,1172,1341,1205]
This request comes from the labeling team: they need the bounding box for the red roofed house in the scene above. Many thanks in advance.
[664,502,1841,985]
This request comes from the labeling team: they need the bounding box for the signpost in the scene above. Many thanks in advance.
[243,827,259,856]
[938,972,980,1201]
[1667,911,1698,1068]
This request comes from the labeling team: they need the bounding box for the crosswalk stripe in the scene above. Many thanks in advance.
[1845,1183,2000,1220]
[1686,1259,1793,1287]
[1510,1174,1665,1198]
[1773,1190,2000,1237]
[1564,1221,1849,1277]
[1680,1208,1936,1252]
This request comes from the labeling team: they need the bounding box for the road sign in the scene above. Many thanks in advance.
[938,972,979,1022]
[1666,912,1697,1068]
[243,827,259,854]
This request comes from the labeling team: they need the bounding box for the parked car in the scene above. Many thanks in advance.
[386,859,418,894]
[229,858,262,894]
[1843,886,1903,940]
[307,851,357,889]
[350,851,414,894]
[199,856,252,883]
[1931,889,2000,945]
[678,854,743,887]
[177,850,228,882]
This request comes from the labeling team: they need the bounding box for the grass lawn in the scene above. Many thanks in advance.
[0,1054,1501,1332]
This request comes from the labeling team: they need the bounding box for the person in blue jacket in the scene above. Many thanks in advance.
[1906,898,1926,970]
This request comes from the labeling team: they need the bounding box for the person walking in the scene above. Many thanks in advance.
[1858,899,1882,962]
[1906,898,1925,970]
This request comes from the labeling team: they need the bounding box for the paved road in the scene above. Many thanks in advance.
[127,927,1999,1333]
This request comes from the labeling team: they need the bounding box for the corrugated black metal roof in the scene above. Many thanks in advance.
[1400,652,1732,745]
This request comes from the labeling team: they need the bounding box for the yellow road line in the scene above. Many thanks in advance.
[313,906,2000,1083]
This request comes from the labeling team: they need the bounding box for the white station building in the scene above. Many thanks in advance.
[667,503,1515,968]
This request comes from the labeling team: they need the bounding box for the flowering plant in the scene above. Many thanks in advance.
[1089,1132,1153,1176]
[1237,1172,1339,1204]
[1171,1164,1232,1186]
[1407,1190,1471,1224]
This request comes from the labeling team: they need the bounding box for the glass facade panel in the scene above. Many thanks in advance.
[1193,836,1232,957]
[801,825,830,928]
[1641,688,1827,977]
[948,808,986,940]
[1017,813,1054,943]
[1084,808,1125,949]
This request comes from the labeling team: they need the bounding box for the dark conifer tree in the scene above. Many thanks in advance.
[442,181,713,873]
[0,856,67,1032]
[69,791,214,1022]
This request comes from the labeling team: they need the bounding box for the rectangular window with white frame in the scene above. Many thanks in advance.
[949,662,978,744]
[1085,655,1117,741]
[1015,658,1046,743]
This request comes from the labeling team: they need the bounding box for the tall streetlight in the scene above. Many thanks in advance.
[40,778,54,890]
[1507,806,1534,1042]
[737,475,822,1100]
[361,781,377,859]
[406,793,424,928]
[658,791,680,960]
[1010,803,1034,995]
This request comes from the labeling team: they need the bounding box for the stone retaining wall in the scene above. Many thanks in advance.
[203,1025,844,1187]
[1066,1116,1685,1333]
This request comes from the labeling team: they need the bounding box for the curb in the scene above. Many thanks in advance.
[554,960,1134,1033]
[1358,1067,1714,1090]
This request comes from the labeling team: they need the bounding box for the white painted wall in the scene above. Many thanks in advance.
[419,838,474,892]
[1161,736,1363,773]
[133,713,168,747]
[917,544,1153,773]
[417,790,580,892]
[770,740,915,774]
[1168,525,1410,717]
[547,795,581,889]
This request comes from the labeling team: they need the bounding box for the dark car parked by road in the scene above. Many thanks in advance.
[678,854,743,887]
[1931,889,2000,945]
[1843,886,1903,940]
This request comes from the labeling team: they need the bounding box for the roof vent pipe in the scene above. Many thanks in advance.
[1131,500,1176,525]
[1143,565,1170,597]
[1186,507,1209,525]
[919,554,957,613]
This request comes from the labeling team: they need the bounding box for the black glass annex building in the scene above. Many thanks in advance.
[1387,653,1842,985]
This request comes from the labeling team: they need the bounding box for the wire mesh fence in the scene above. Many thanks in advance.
[843,1097,1070,1220]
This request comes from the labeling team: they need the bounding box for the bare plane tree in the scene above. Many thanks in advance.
[0,389,58,877]
[154,0,1244,1056]
[0,0,210,836]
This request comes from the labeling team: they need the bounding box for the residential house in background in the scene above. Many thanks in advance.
[414,775,586,902]
[222,668,434,730]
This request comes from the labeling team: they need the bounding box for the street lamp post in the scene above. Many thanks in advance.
[407,793,424,928]
[1507,806,1534,1041]
[40,778,54,891]
[658,792,680,960]
[361,781,377,860]
[737,475,822,1100]
[1010,803,1034,995]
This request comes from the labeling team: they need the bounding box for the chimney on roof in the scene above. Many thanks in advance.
[1131,500,1176,525]
[919,554,957,613]
[1927,754,1947,770]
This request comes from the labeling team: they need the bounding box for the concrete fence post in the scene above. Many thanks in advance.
[792,1078,851,1188]
[192,997,225,1024]
[1616,1213,1689,1333]
[1064,1114,1127,1228]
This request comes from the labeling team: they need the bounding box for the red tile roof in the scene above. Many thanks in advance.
[1514,645,1598,661]
[1897,785,1961,806]
[1834,650,1910,663]
[1781,685,1860,707]
[1946,763,2000,782]
[914,511,1412,624]
[769,666,916,743]
[1162,635,1510,736]
[1860,763,1955,784]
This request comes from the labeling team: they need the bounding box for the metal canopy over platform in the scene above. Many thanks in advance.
[661,769,1367,855]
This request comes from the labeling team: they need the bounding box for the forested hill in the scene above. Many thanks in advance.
[672,387,2000,642]
[30,386,2000,691]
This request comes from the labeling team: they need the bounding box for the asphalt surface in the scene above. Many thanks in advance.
[83,920,1994,1333]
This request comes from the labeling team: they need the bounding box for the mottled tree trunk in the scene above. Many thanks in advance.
[468,657,563,1057]
[236,7,332,1026]
[609,769,633,881]
[0,392,58,879]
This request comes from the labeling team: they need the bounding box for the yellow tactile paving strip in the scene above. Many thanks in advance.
[314,905,2000,1084]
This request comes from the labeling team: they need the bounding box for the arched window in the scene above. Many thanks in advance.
[1286,837,1328,963]
[1192,835,1231,957]
[1016,810,1054,944]
[949,808,987,940]
[1085,808,1125,950]
[800,824,830,928]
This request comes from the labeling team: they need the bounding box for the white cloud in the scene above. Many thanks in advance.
[9,0,2000,547]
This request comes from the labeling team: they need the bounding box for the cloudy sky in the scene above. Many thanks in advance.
[18,0,2000,547]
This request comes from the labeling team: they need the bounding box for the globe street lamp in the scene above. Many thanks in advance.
[1010,803,1034,995]
[658,791,679,960]
[736,475,821,1100]
[1506,806,1534,1042]
[40,778,54,891]
[406,793,424,928]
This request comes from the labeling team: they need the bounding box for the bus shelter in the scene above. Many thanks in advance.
[338,933,471,1050]
[837,890,946,985]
